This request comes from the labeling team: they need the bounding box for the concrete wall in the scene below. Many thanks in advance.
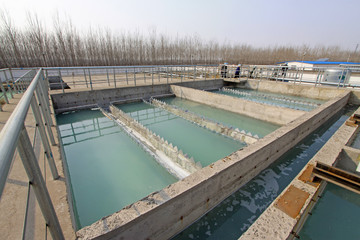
[51,79,223,114]
[240,79,348,101]
[76,92,350,240]
[170,85,304,125]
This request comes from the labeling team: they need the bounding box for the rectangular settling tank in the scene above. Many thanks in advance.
[57,109,177,229]
[160,96,279,137]
[117,102,245,167]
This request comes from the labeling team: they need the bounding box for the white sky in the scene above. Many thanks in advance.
[1,0,359,50]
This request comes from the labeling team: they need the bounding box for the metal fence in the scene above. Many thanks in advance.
[0,68,64,240]
[222,64,360,88]
[43,65,220,93]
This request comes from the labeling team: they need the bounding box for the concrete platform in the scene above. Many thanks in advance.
[0,94,75,239]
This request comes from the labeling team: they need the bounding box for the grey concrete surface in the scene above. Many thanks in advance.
[170,85,305,125]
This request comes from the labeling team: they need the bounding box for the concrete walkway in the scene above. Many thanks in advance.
[0,94,75,239]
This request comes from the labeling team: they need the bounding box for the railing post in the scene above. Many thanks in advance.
[88,69,93,90]
[193,66,196,81]
[158,67,161,82]
[30,96,59,179]
[17,125,64,240]
[126,69,129,85]
[133,67,136,86]
[9,68,18,93]
[144,68,146,83]
[3,70,13,98]
[58,69,64,93]
[106,69,110,86]
[166,66,169,84]
[113,68,117,88]
[44,69,50,91]
[83,69,88,88]
[171,67,173,82]
[38,74,54,127]
[151,67,154,85]
[35,87,56,146]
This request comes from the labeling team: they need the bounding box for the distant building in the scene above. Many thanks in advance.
[278,60,360,69]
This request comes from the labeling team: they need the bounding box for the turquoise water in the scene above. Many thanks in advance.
[299,183,360,239]
[350,130,360,149]
[160,97,279,138]
[173,106,354,240]
[57,109,177,229]
[118,102,245,166]
[216,88,325,111]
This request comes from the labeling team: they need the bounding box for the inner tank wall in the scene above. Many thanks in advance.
[51,79,224,114]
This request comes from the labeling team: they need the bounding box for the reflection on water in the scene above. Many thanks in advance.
[57,109,176,229]
[174,108,353,240]
[299,183,360,240]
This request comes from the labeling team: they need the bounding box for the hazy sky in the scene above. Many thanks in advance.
[1,0,359,49]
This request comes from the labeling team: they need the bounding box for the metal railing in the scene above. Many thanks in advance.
[0,68,64,240]
[222,64,360,88]
[42,65,219,93]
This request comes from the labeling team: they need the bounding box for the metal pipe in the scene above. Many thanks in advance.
[17,125,64,240]
[0,69,42,198]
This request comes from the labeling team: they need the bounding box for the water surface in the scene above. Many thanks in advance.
[57,109,176,229]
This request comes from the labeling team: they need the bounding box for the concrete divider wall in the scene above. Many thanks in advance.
[151,98,258,144]
[77,91,350,239]
[242,79,348,101]
[109,105,201,173]
[51,79,223,114]
[170,85,304,125]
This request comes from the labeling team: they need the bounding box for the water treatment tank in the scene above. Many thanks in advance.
[322,69,351,84]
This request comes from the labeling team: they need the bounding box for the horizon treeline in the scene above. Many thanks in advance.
[0,12,359,68]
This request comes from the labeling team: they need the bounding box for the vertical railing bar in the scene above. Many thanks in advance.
[30,96,59,179]
[37,77,54,127]
[35,87,56,146]
[21,182,31,240]
[58,69,64,94]
[88,69,93,91]
[83,69,88,88]
[17,125,64,240]
[126,69,129,85]
[106,69,110,86]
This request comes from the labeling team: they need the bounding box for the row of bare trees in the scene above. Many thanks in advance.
[1,12,359,68]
